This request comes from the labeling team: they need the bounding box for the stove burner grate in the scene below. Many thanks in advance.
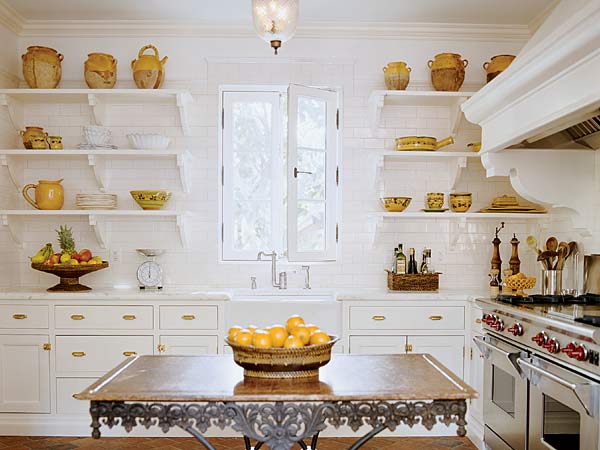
[496,293,600,306]
[575,316,600,327]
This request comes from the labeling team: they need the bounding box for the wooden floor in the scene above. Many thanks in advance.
[0,436,477,450]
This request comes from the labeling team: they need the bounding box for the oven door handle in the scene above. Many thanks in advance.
[517,357,599,418]
[473,335,525,377]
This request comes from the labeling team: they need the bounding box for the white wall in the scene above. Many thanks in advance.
[0,29,559,290]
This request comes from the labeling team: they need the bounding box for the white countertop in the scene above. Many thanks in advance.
[0,287,232,301]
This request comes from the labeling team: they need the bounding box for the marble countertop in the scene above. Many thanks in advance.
[0,287,232,301]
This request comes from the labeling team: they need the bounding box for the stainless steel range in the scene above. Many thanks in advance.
[475,294,600,450]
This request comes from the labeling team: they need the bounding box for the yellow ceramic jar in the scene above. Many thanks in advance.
[22,179,64,210]
[383,62,411,90]
[46,135,63,150]
[19,126,47,149]
[22,46,63,88]
[131,45,168,89]
[30,135,47,149]
[84,53,117,89]
[449,192,473,213]
[483,55,516,83]
[426,192,445,210]
[427,53,468,91]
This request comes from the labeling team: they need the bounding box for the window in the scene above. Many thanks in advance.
[220,85,340,262]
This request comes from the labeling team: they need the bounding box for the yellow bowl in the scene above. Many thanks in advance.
[130,190,171,210]
[381,197,412,212]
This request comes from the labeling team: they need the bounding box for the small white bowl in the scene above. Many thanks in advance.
[127,133,171,150]
[83,125,111,146]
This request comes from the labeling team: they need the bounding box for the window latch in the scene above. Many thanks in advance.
[293,167,313,178]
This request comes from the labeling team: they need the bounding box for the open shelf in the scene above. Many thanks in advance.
[0,149,192,193]
[0,88,193,135]
[367,90,476,132]
[0,210,190,249]
[372,211,546,219]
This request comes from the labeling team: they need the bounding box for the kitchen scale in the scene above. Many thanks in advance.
[136,249,165,290]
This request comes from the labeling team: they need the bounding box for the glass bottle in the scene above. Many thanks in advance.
[395,244,406,274]
[407,247,418,274]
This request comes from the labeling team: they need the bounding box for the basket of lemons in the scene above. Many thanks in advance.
[506,273,537,297]
[227,315,338,379]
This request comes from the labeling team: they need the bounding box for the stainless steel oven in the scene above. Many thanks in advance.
[518,356,600,450]
[474,334,529,450]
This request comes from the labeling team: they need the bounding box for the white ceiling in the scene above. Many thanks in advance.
[4,0,554,25]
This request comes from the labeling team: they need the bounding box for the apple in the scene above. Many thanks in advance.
[71,253,82,262]
[50,254,60,265]
[79,249,92,262]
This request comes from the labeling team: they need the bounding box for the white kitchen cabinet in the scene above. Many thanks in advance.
[350,335,407,354]
[159,335,218,355]
[0,335,50,413]
[56,377,96,415]
[408,335,464,378]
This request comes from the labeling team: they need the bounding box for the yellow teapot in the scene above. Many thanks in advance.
[22,179,64,210]
[131,45,167,89]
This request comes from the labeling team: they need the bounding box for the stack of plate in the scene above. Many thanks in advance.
[479,195,546,213]
[76,194,117,210]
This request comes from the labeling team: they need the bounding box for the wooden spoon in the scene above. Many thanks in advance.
[545,237,558,268]
[526,235,542,257]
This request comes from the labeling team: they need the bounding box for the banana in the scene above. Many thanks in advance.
[31,243,54,263]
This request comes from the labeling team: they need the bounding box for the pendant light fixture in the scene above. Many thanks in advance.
[252,0,299,55]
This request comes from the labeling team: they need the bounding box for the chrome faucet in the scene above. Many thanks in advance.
[257,251,286,289]
[302,265,311,289]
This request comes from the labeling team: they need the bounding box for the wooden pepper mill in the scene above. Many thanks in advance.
[509,233,521,275]
[491,222,505,287]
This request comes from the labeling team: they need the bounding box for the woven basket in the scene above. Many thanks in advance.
[386,270,440,291]
[227,335,339,379]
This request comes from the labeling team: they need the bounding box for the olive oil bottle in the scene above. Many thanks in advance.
[395,244,406,274]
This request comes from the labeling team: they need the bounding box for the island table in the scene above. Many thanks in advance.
[75,354,476,450]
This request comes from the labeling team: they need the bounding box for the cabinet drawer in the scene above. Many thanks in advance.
[350,335,407,354]
[349,306,464,330]
[55,306,153,329]
[159,335,218,355]
[0,305,48,329]
[55,335,153,374]
[57,377,95,414]
[159,306,218,330]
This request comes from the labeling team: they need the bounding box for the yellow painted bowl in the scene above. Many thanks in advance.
[449,192,472,213]
[381,197,412,212]
[130,190,171,210]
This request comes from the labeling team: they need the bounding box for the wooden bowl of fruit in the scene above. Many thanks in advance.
[226,315,339,379]
[30,225,108,291]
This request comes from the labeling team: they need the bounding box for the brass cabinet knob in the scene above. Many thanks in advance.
[123,351,137,357]
[12,314,27,320]
[475,318,482,324]
[181,315,196,321]
[372,315,386,321]
[122,315,136,321]
[43,343,51,351]
[71,351,86,357]
[157,344,166,353]
[70,314,85,321]
[429,315,443,321]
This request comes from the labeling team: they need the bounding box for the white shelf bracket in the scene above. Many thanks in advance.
[368,92,385,132]
[1,214,24,248]
[0,94,23,131]
[448,156,468,190]
[450,97,468,134]
[176,214,189,248]
[88,94,107,126]
[176,92,193,136]
[177,152,191,193]
[87,154,107,192]
[0,154,23,192]
[88,214,107,249]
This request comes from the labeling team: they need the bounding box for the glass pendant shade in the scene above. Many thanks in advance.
[252,0,299,54]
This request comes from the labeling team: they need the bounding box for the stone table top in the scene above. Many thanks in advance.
[75,354,476,403]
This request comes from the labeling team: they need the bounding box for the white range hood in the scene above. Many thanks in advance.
[462,0,600,153]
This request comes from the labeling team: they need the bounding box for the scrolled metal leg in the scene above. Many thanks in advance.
[90,401,101,439]
[348,424,387,450]
[180,424,218,450]
[455,400,467,437]
[244,436,252,450]
[310,432,320,449]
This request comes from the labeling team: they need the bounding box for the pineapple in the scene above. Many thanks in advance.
[56,225,76,256]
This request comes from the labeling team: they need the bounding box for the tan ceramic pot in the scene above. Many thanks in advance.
[84,53,117,89]
[426,192,445,210]
[383,62,411,90]
[131,45,168,89]
[19,126,47,149]
[449,192,472,213]
[483,54,515,83]
[46,135,63,150]
[427,53,468,92]
[22,46,63,89]
[22,179,64,210]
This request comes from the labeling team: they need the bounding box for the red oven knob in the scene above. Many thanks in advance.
[532,332,547,346]
[507,323,523,336]
[560,342,577,357]
[571,345,589,362]
[543,338,560,353]
[491,319,505,331]
[483,314,497,326]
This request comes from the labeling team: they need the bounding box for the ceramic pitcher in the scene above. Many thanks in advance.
[22,46,63,88]
[22,179,64,210]
[427,53,468,91]
[19,126,47,149]
[84,53,117,89]
[383,62,411,90]
[131,45,168,89]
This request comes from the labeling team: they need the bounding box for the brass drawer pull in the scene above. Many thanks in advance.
[429,315,443,321]
[71,351,86,357]
[475,318,482,324]
[157,344,166,353]
[12,314,27,320]
[122,315,137,321]
[123,351,137,357]
[70,314,85,321]
[181,315,196,321]
[372,315,386,321]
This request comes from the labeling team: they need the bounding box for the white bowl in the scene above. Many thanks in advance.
[127,133,171,150]
[83,126,111,146]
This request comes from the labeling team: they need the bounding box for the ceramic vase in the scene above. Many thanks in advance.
[383,62,411,90]
[131,45,168,89]
[483,54,516,83]
[84,53,117,89]
[22,46,63,89]
[427,53,468,92]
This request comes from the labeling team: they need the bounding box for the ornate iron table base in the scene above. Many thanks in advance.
[89,400,467,450]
